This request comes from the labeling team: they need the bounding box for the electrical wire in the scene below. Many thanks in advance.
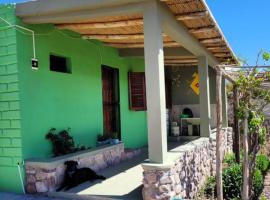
[0,16,36,58]
[0,17,104,64]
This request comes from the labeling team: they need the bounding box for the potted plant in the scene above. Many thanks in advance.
[110,132,120,145]
[96,134,110,146]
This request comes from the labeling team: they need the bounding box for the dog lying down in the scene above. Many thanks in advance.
[57,160,106,191]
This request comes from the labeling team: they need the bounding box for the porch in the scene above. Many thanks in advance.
[46,132,232,200]
[16,0,236,164]
[14,0,238,199]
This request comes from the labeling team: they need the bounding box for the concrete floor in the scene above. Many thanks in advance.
[49,138,199,200]
[62,148,149,200]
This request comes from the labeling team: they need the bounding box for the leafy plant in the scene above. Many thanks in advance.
[203,176,216,198]
[234,51,270,200]
[252,169,264,199]
[46,128,90,157]
[260,194,267,200]
[256,154,270,175]
[223,164,242,200]
[97,134,109,142]
[224,153,236,167]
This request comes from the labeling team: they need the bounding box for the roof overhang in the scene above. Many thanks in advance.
[15,0,238,67]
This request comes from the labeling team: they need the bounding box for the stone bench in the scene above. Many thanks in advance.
[25,143,124,193]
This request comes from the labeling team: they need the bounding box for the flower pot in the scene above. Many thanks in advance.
[110,139,119,145]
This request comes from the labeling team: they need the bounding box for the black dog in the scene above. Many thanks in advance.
[57,160,106,191]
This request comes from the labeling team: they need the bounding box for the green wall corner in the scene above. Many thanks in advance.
[0,5,24,193]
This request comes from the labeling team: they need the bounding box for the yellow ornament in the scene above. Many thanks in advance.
[190,72,200,95]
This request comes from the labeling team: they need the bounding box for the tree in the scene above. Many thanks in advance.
[235,51,270,199]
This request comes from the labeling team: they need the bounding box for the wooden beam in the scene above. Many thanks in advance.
[56,11,208,30]
[214,53,232,57]
[189,25,216,34]
[200,37,223,44]
[217,66,236,83]
[166,63,197,66]
[105,41,180,48]
[82,33,173,40]
[118,47,193,57]
[57,18,143,29]
[176,11,209,20]
[165,56,196,60]
[165,59,198,64]
[83,34,145,40]
[207,46,227,51]
[216,67,224,200]
[233,86,241,163]
[158,1,218,66]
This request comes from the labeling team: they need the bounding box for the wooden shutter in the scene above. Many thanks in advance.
[128,72,147,111]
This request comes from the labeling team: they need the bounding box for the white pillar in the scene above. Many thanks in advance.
[198,56,211,137]
[143,1,167,163]
[222,77,228,127]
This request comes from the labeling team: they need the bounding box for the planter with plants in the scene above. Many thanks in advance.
[45,128,91,157]
[96,134,110,146]
[110,132,120,145]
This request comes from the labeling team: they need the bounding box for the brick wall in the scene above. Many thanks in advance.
[0,5,23,192]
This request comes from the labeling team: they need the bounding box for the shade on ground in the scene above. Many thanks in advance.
[66,148,148,200]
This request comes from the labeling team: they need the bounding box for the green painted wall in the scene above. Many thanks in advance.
[0,5,147,193]
[0,5,24,193]
[169,66,216,105]
[16,24,148,160]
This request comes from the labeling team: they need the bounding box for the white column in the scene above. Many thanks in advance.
[143,1,167,163]
[222,77,228,127]
[198,56,211,137]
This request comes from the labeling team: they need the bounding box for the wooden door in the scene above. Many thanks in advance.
[102,66,120,138]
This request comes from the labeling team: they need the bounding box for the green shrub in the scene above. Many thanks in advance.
[224,153,236,166]
[203,176,216,198]
[253,169,264,199]
[256,154,270,175]
[223,164,242,199]
[260,194,267,200]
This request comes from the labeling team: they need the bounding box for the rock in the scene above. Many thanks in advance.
[142,129,233,200]
[26,183,36,194]
[159,185,170,193]
[159,176,172,185]
[35,181,48,193]
[36,172,48,181]
[145,172,157,184]
[26,175,36,184]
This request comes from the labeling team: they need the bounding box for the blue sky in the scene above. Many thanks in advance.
[2,0,269,65]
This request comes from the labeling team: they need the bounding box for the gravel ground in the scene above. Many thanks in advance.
[0,192,66,200]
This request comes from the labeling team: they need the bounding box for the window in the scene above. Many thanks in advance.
[128,72,147,111]
[50,54,71,73]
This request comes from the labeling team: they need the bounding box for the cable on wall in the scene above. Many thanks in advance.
[0,17,36,59]
[0,17,104,67]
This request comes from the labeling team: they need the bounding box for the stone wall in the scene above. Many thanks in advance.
[25,143,130,193]
[142,128,233,200]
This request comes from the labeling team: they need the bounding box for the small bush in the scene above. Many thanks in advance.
[223,164,242,199]
[260,194,267,200]
[256,154,270,175]
[203,176,216,198]
[253,169,264,199]
[224,152,236,166]
[45,128,91,157]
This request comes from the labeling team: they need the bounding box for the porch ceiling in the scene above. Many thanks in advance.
[16,0,237,66]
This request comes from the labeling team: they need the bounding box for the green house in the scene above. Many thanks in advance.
[0,0,237,196]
